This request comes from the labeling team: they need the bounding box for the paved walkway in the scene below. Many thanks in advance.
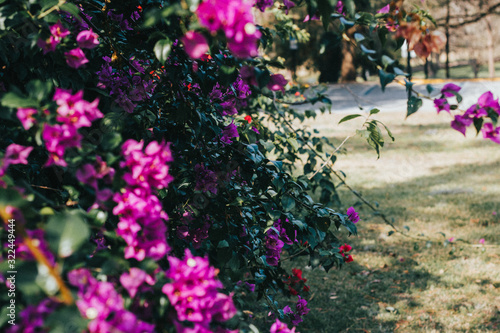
[305,80,500,114]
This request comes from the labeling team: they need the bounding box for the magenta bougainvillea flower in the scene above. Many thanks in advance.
[270,319,297,333]
[377,4,390,14]
[182,31,209,59]
[68,268,155,333]
[196,0,261,58]
[434,98,450,113]
[50,21,70,41]
[450,114,473,136]
[162,249,237,331]
[194,163,218,194]
[347,206,360,223]
[42,124,82,166]
[283,0,296,14]
[267,74,288,93]
[6,298,60,333]
[113,139,173,261]
[120,268,155,298]
[37,36,59,54]
[255,0,274,12]
[482,123,500,144]
[65,48,89,68]
[16,107,37,130]
[477,91,500,113]
[283,295,310,325]
[440,83,461,97]
[2,144,33,167]
[76,29,100,49]
[265,228,285,266]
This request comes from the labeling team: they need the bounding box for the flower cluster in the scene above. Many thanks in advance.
[38,20,99,68]
[210,77,252,117]
[96,56,156,113]
[265,228,285,266]
[446,90,500,143]
[339,243,353,263]
[162,249,237,332]
[120,267,156,298]
[6,298,59,333]
[283,295,310,325]
[285,268,310,296]
[194,163,218,194]
[176,212,211,249]
[196,0,261,58]
[68,268,154,333]
[113,139,173,261]
[42,88,103,167]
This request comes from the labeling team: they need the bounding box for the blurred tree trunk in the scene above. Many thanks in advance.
[340,27,357,82]
[485,15,495,77]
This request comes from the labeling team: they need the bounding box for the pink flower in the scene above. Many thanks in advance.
[479,238,485,244]
[54,88,102,128]
[377,4,390,14]
[3,144,33,167]
[120,268,155,298]
[448,237,455,243]
[37,36,58,54]
[65,48,89,69]
[441,83,461,97]
[17,107,37,130]
[49,21,70,41]
[267,74,288,93]
[347,206,360,223]
[270,319,296,333]
[76,30,100,49]
[482,123,500,144]
[76,164,99,190]
[42,123,83,166]
[182,31,209,59]
[477,91,500,114]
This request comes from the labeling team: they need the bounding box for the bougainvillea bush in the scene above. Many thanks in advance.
[0,0,498,332]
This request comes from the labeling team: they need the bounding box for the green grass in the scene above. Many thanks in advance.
[281,111,500,332]
[412,62,500,80]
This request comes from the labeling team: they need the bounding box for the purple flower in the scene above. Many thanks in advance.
[255,0,274,12]
[478,91,500,114]
[6,298,59,333]
[347,206,360,223]
[283,0,296,14]
[76,30,100,49]
[37,36,58,54]
[267,74,288,93]
[465,104,488,118]
[479,238,485,244]
[441,83,461,97]
[482,123,500,144]
[450,114,473,136]
[434,98,450,113]
[291,295,310,325]
[194,164,218,194]
[64,48,89,69]
[182,31,209,59]
[265,229,284,266]
[335,0,344,14]
[221,122,239,145]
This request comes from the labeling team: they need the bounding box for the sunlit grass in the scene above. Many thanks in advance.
[285,109,500,332]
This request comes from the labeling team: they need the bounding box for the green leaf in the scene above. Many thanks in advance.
[154,39,171,64]
[360,44,376,55]
[369,108,380,115]
[1,91,38,108]
[379,69,395,92]
[407,96,423,118]
[353,33,365,42]
[339,114,362,124]
[45,211,90,258]
[281,194,296,212]
[26,80,53,102]
[287,137,299,151]
[426,84,434,94]
[59,3,81,18]
[381,55,395,67]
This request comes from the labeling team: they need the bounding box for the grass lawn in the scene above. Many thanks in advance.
[280,110,500,332]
